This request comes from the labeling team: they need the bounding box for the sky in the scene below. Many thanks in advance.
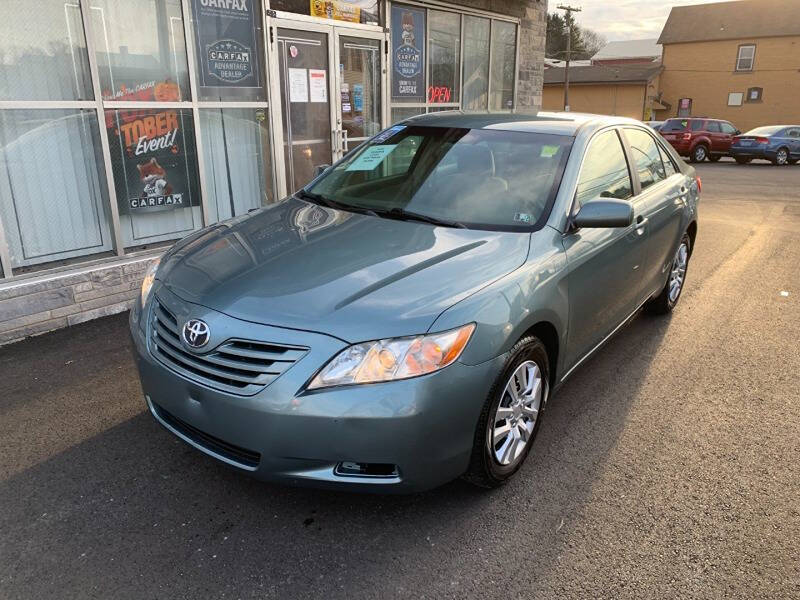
[566,0,724,41]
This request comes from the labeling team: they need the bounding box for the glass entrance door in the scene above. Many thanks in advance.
[276,28,333,193]
[334,34,384,160]
[273,21,386,194]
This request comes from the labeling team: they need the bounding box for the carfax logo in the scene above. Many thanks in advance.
[395,10,422,79]
[207,40,253,83]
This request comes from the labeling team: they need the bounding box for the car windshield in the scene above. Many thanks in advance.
[304,125,573,230]
[743,126,784,136]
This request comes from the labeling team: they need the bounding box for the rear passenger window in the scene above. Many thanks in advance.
[706,121,721,133]
[691,120,705,131]
[624,128,667,191]
[658,144,678,177]
[575,130,632,209]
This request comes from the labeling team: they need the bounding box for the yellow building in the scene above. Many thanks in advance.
[656,0,800,132]
[542,64,663,120]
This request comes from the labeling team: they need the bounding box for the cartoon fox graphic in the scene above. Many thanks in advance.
[137,158,173,197]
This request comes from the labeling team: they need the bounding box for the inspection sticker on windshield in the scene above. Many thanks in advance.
[540,145,560,158]
[345,145,397,171]
[371,125,406,144]
[514,212,532,223]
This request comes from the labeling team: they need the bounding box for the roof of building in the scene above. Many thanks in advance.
[591,39,662,60]
[658,0,800,45]
[545,58,591,68]
[543,63,663,85]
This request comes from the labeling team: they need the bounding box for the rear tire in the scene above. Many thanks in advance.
[735,157,752,165]
[690,145,708,163]
[646,232,691,315]
[463,336,549,488]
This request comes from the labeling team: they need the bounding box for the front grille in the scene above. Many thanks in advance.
[149,297,308,396]
[152,402,261,468]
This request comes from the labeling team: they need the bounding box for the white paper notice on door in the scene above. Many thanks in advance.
[309,69,327,102]
[288,68,308,102]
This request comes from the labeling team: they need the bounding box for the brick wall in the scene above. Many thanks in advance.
[0,255,160,346]
[657,36,800,131]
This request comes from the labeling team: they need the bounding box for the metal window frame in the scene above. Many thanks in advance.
[735,43,756,72]
[0,0,282,281]
[389,2,519,118]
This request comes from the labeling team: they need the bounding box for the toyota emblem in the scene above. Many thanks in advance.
[182,319,210,349]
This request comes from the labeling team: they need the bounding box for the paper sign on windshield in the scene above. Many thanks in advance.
[346,145,397,171]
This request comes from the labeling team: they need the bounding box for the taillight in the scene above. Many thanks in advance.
[696,176,702,193]
[755,137,769,144]
[682,133,692,141]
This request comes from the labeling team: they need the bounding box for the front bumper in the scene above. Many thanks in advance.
[130,285,503,492]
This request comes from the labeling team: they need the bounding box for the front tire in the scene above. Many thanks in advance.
[772,147,790,166]
[646,232,691,315]
[463,336,549,488]
[690,145,708,163]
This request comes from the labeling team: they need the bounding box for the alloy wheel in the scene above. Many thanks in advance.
[694,146,707,162]
[669,241,689,303]
[491,361,544,466]
[777,149,789,165]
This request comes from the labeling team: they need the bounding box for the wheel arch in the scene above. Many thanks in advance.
[517,321,560,389]
[686,220,698,255]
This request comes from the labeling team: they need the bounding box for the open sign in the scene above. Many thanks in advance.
[428,85,452,103]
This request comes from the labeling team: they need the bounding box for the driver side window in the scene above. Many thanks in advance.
[575,130,633,210]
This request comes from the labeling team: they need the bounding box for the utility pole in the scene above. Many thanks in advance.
[557,4,581,112]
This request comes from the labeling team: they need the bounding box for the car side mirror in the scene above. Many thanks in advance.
[735,130,741,135]
[314,164,331,177]
[572,199,634,229]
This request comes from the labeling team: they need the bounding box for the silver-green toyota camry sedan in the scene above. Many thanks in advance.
[130,111,700,492]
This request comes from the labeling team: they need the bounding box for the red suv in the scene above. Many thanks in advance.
[659,118,741,162]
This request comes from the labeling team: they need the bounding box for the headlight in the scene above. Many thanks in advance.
[140,257,161,306]
[308,323,475,389]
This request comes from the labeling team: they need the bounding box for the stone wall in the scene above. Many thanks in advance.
[0,255,159,346]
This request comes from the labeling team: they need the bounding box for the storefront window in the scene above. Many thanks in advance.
[490,21,516,110]
[189,0,267,102]
[462,16,490,111]
[199,108,274,223]
[273,0,380,25]
[0,0,93,101]
[428,10,460,105]
[89,0,190,102]
[0,110,113,269]
[390,106,424,124]
[105,108,201,248]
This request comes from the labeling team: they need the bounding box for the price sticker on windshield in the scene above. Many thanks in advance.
[345,145,397,171]
[540,145,560,158]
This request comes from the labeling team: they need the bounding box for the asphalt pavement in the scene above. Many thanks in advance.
[1,160,799,599]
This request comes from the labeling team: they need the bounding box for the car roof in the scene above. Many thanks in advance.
[400,110,644,137]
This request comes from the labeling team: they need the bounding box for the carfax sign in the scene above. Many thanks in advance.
[192,0,261,89]
[391,4,425,101]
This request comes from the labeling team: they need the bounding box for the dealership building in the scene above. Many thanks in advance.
[0,0,546,345]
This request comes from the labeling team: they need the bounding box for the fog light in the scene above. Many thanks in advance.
[334,462,399,478]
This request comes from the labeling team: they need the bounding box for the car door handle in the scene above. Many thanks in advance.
[635,216,648,234]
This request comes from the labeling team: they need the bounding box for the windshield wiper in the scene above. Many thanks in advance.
[295,189,378,218]
[381,208,467,229]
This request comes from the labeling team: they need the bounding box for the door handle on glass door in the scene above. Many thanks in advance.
[342,129,349,153]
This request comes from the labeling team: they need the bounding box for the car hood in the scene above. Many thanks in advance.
[157,197,530,342]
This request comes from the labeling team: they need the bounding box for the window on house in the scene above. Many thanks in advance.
[728,92,743,106]
[736,45,755,71]
[746,87,763,102]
